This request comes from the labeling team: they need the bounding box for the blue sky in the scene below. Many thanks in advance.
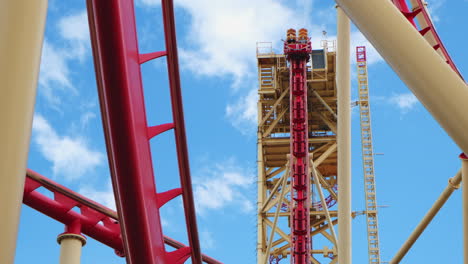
[16,0,468,263]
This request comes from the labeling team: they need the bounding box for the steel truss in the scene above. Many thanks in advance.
[256,36,342,264]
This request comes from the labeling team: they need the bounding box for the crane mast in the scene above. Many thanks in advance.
[356,46,381,264]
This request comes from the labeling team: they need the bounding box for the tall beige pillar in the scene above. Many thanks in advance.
[462,154,468,264]
[0,1,48,263]
[335,0,468,154]
[336,6,352,264]
[57,233,86,264]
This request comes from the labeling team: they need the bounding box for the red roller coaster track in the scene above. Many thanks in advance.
[392,0,463,78]
[23,170,222,264]
[85,0,202,263]
[284,29,312,264]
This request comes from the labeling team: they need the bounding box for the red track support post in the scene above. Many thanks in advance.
[86,0,201,263]
[284,29,312,264]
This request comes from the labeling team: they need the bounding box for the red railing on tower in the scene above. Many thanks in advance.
[284,28,312,264]
[86,0,202,263]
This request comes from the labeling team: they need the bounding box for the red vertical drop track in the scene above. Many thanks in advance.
[86,0,201,263]
[284,29,312,264]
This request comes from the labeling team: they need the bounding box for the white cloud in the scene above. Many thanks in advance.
[38,11,90,106]
[389,92,419,112]
[32,114,104,181]
[225,88,258,135]
[173,0,303,87]
[79,181,116,210]
[193,159,254,214]
[58,10,90,60]
[39,40,74,104]
[200,230,215,250]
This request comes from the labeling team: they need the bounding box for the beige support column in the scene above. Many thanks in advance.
[0,1,48,263]
[390,170,462,264]
[334,0,468,154]
[462,154,468,264]
[336,6,352,264]
[57,233,86,264]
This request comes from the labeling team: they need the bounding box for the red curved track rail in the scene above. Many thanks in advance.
[86,0,202,263]
[392,0,463,79]
[284,30,312,264]
[22,170,222,264]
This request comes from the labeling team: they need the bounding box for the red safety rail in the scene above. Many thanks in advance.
[284,28,312,264]
[392,0,463,79]
[86,0,201,263]
[22,170,222,264]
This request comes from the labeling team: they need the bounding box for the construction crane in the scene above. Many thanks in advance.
[356,46,381,264]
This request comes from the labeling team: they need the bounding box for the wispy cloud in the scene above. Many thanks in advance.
[32,114,104,181]
[58,10,90,61]
[38,10,90,106]
[200,230,216,250]
[79,180,115,210]
[389,92,419,112]
[39,40,75,105]
[176,0,303,88]
[225,88,258,135]
[193,158,255,215]
[425,0,446,23]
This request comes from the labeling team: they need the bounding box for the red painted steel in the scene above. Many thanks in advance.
[23,170,222,263]
[86,0,202,263]
[86,1,171,262]
[161,0,202,262]
[393,0,463,78]
[24,169,124,255]
[284,29,312,264]
[356,46,367,62]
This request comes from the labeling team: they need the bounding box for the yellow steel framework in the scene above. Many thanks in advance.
[256,41,345,264]
[356,46,381,264]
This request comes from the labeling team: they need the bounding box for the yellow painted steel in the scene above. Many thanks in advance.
[463,157,468,264]
[336,7,352,264]
[57,234,86,264]
[0,1,48,263]
[390,170,462,263]
[356,51,381,264]
[335,0,468,154]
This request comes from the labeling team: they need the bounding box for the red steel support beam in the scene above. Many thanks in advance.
[284,28,312,264]
[161,0,202,262]
[86,0,201,263]
[23,170,222,264]
[86,1,169,262]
